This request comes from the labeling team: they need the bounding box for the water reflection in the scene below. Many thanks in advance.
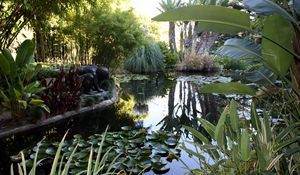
[120,74,223,135]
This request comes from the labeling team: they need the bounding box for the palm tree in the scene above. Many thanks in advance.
[158,0,182,52]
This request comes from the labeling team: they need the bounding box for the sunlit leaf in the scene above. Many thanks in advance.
[153,5,250,35]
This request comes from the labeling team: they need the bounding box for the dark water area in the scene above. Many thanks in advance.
[0,72,251,174]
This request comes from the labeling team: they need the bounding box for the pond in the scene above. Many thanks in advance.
[0,72,251,174]
[117,72,251,174]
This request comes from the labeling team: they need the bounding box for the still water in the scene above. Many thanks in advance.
[0,72,251,174]
[118,73,246,174]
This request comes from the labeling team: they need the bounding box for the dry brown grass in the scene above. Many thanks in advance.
[176,53,217,72]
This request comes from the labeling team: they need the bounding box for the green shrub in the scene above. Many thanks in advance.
[124,41,164,74]
[215,55,246,70]
[157,41,178,68]
[90,10,145,71]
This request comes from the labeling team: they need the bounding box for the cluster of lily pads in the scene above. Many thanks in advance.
[12,126,180,174]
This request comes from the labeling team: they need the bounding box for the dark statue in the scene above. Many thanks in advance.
[79,66,109,94]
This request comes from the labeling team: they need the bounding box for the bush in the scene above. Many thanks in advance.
[157,41,178,68]
[90,10,145,71]
[124,41,164,74]
[176,53,217,72]
[215,55,246,70]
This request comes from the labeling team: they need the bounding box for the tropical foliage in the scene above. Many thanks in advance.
[12,127,180,174]
[0,40,49,119]
[124,42,164,74]
[154,0,300,174]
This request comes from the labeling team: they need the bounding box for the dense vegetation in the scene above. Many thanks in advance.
[1,0,300,174]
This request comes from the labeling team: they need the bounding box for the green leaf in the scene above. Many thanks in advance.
[250,102,261,131]
[216,38,262,60]
[183,125,210,144]
[243,0,298,26]
[0,90,9,102]
[263,114,272,143]
[2,49,17,78]
[229,100,239,134]
[199,118,216,138]
[276,122,300,142]
[200,82,256,96]
[153,5,250,35]
[214,106,228,148]
[240,129,250,161]
[0,53,10,75]
[15,40,35,68]
[262,15,294,77]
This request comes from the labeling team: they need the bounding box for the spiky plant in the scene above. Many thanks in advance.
[124,42,164,74]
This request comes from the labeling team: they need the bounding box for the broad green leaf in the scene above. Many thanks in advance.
[214,106,228,148]
[262,15,294,77]
[229,100,239,134]
[183,125,210,144]
[240,129,250,161]
[294,0,300,15]
[243,0,298,26]
[153,5,250,35]
[16,40,35,68]
[2,49,17,78]
[0,54,10,75]
[200,82,256,96]
[199,118,216,138]
[216,38,261,60]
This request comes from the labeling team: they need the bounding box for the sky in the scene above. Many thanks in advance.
[130,0,162,18]
[129,0,169,42]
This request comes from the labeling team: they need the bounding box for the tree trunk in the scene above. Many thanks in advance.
[35,25,46,62]
[169,22,177,52]
[196,31,219,55]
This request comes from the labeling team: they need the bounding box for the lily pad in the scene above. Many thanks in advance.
[45,147,56,156]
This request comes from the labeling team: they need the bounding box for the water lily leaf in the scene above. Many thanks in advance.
[164,137,177,148]
[152,164,170,174]
[146,133,158,140]
[200,82,256,96]
[45,147,56,156]
[121,126,132,131]
[151,155,161,163]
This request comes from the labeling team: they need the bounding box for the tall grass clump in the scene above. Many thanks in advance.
[124,41,164,74]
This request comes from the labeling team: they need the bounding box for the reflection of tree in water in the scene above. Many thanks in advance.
[121,73,174,116]
[158,80,220,137]
[120,73,171,103]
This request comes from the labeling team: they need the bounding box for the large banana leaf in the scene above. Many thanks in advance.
[216,38,261,60]
[152,5,250,35]
[244,67,275,85]
[15,39,35,68]
[242,0,298,26]
[262,15,294,77]
[199,82,257,96]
